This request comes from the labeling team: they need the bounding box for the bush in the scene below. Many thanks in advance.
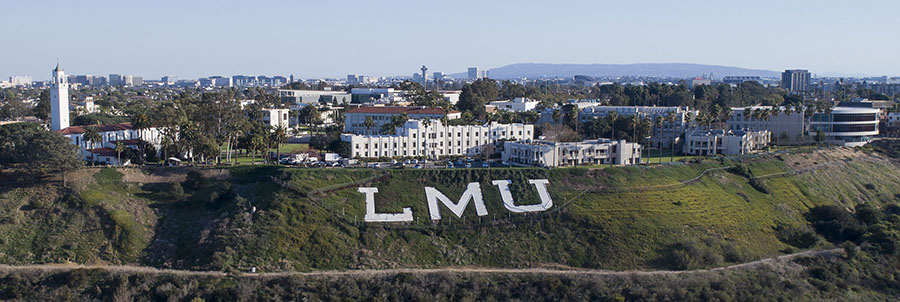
[749,178,770,194]
[855,204,884,225]
[775,225,819,248]
[729,164,751,178]
[806,205,864,243]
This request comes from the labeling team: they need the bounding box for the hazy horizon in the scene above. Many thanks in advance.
[3,0,899,80]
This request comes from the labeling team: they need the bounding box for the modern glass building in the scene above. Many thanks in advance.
[809,107,880,147]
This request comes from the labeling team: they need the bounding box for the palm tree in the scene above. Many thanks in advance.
[422,117,433,159]
[666,111,677,163]
[115,142,125,166]
[363,116,375,134]
[608,111,619,139]
[271,125,288,164]
[654,115,664,163]
[630,115,640,164]
[721,107,733,129]
[83,126,102,166]
[160,136,172,164]
[130,112,150,163]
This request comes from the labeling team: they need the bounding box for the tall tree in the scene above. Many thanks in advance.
[130,111,150,163]
[83,126,102,166]
[271,125,288,164]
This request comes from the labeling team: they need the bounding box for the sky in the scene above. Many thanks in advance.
[2,0,899,81]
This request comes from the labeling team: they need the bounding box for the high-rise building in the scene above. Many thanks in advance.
[109,74,124,86]
[50,64,70,131]
[782,69,810,94]
[9,76,32,86]
[467,67,488,80]
[162,75,176,85]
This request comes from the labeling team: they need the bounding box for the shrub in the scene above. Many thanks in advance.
[749,178,770,194]
[855,204,884,225]
[806,205,864,243]
[775,225,819,248]
[728,164,751,178]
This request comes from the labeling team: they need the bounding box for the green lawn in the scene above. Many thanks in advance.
[218,143,311,165]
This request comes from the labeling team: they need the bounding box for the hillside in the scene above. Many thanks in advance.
[451,63,781,79]
[1,146,899,275]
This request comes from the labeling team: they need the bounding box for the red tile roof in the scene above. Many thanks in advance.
[59,122,134,135]
[346,106,460,115]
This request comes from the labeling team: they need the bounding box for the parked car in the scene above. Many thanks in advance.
[481,162,489,168]
[465,163,472,168]
[414,164,422,169]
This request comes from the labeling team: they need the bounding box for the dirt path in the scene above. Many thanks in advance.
[0,248,841,278]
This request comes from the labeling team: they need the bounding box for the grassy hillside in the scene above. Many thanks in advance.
[1,146,899,273]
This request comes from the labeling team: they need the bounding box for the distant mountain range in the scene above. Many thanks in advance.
[451,63,781,80]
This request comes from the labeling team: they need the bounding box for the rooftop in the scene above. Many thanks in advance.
[58,122,134,135]
[346,106,460,115]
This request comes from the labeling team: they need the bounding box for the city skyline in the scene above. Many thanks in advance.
[2,0,900,80]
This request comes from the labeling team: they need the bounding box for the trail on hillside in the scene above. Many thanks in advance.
[0,248,841,278]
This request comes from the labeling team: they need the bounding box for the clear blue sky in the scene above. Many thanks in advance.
[2,0,898,80]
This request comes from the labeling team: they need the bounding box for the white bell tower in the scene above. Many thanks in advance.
[50,63,70,131]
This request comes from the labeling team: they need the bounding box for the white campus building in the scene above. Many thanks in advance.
[682,129,770,156]
[279,89,351,106]
[344,106,461,135]
[488,97,541,112]
[502,139,642,167]
[576,106,698,148]
[260,108,290,129]
[59,123,163,165]
[888,112,900,128]
[726,106,806,145]
[809,106,880,147]
[341,120,533,159]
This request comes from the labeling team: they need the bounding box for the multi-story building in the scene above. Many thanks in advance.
[682,129,770,156]
[467,67,488,80]
[9,76,32,86]
[726,106,806,144]
[809,106,880,147]
[887,112,900,128]
[721,76,763,85]
[279,89,351,106]
[576,106,698,148]
[488,97,540,112]
[342,120,532,159]
[502,139,641,167]
[261,108,291,129]
[344,106,461,135]
[350,88,404,104]
[58,122,163,165]
[782,69,810,93]
[109,74,124,86]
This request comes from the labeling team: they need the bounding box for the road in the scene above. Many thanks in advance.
[0,248,841,278]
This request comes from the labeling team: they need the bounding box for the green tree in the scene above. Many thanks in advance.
[0,122,80,175]
[130,112,150,163]
[364,116,375,134]
[271,125,288,164]
[115,142,125,166]
[83,126,102,166]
